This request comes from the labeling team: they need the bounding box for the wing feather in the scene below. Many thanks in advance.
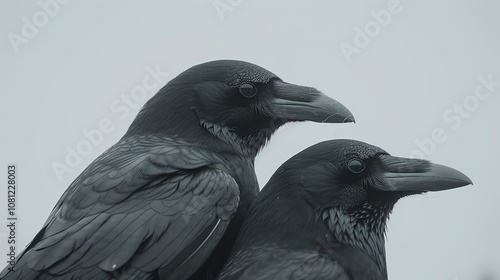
[1,136,241,280]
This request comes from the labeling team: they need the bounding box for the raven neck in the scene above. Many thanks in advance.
[200,120,273,159]
[323,205,389,278]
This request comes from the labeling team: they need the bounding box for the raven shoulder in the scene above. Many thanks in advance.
[217,244,353,280]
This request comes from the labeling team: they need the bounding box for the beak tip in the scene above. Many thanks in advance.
[340,103,355,123]
[335,108,355,124]
[465,177,473,186]
[453,170,473,187]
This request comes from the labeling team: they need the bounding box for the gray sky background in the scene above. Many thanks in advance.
[1,1,499,279]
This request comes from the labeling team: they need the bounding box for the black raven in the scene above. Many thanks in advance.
[217,139,472,280]
[0,60,353,280]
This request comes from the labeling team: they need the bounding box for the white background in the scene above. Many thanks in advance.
[1,1,499,279]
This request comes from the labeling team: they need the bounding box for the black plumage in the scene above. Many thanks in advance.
[0,60,353,280]
[217,139,472,280]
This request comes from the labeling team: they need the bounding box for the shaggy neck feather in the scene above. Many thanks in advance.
[200,120,273,158]
[322,203,391,277]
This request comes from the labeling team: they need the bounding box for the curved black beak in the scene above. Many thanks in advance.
[271,80,355,123]
[378,155,473,192]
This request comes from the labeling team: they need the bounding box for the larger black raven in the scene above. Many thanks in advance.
[0,61,354,280]
[217,139,472,280]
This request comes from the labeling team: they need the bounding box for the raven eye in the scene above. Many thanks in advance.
[239,82,257,98]
[348,159,365,173]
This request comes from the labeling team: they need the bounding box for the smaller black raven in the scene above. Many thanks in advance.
[217,139,472,280]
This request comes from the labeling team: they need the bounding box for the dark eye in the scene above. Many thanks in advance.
[347,159,365,173]
[239,82,257,98]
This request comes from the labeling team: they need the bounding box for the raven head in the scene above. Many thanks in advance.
[286,139,472,275]
[296,139,472,213]
[189,60,354,157]
[127,60,353,158]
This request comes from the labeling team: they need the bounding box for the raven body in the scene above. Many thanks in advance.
[0,61,353,280]
[217,139,472,280]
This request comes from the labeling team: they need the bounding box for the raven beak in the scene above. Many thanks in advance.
[271,80,355,123]
[379,155,473,192]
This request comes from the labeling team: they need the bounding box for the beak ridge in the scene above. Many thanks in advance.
[380,155,472,192]
[272,81,355,124]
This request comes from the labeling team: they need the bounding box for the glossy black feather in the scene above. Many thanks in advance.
[1,136,248,279]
